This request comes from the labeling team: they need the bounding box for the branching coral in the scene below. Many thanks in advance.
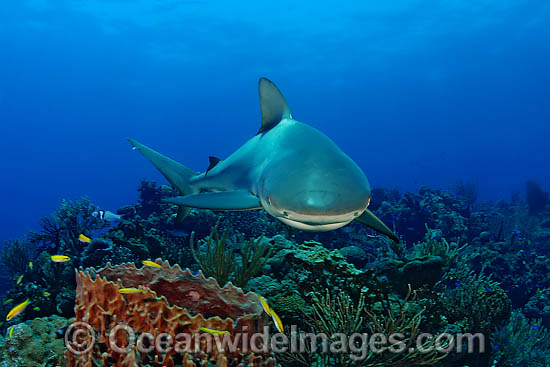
[281,287,446,367]
[190,221,235,286]
[0,240,35,277]
[278,290,366,367]
[28,198,104,258]
[490,310,550,366]
[235,235,272,289]
[442,271,510,338]
[411,225,467,269]
[309,290,365,337]
[362,285,448,366]
[190,221,272,288]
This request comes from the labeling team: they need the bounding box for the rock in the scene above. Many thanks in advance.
[0,315,72,367]
[383,256,444,291]
[339,246,368,268]
[479,231,492,243]
[246,275,282,296]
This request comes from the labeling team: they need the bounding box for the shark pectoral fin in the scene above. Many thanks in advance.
[356,209,400,243]
[257,78,292,134]
[163,191,262,211]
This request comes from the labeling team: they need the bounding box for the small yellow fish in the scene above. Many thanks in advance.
[259,296,272,317]
[33,307,40,311]
[29,262,33,270]
[79,234,92,243]
[51,255,71,263]
[43,292,51,296]
[118,288,144,294]
[3,299,13,305]
[16,275,24,285]
[6,299,30,321]
[199,327,229,335]
[9,327,14,339]
[142,260,162,268]
[271,308,284,334]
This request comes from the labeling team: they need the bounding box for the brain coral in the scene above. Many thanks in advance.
[65,260,274,367]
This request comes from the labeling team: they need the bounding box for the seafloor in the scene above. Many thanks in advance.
[0,179,549,366]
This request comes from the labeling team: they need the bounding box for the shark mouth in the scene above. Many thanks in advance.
[277,216,353,231]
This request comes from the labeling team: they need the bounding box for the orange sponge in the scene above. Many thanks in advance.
[65,259,274,367]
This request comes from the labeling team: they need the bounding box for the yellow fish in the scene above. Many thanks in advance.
[9,327,14,339]
[6,299,30,321]
[51,255,71,263]
[43,292,51,296]
[118,288,144,294]
[142,260,162,268]
[33,307,40,311]
[199,327,229,335]
[29,262,33,270]
[259,296,272,317]
[79,234,92,243]
[271,308,284,334]
[2,299,13,305]
[16,275,24,285]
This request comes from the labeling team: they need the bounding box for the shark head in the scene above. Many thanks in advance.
[264,179,371,231]
[259,144,371,231]
[255,79,372,231]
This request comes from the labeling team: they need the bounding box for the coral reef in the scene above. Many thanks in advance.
[0,315,72,367]
[1,179,550,366]
[374,186,471,244]
[280,287,446,366]
[190,222,273,289]
[489,310,550,366]
[28,198,105,257]
[0,240,36,278]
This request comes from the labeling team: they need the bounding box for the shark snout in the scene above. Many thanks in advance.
[266,189,369,231]
[287,190,358,215]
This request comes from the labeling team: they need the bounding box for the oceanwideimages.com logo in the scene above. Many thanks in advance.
[65,322,485,360]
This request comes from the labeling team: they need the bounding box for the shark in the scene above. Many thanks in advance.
[128,78,399,243]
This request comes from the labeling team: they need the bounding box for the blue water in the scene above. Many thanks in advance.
[1,1,549,241]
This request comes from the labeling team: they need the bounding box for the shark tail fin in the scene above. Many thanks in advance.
[356,209,400,243]
[128,138,199,222]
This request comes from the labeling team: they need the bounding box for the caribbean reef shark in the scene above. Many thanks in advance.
[129,78,399,243]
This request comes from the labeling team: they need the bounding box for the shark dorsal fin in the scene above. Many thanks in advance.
[258,77,291,134]
[205,156,221,176]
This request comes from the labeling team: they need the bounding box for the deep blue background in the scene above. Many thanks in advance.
[1,1,549,241]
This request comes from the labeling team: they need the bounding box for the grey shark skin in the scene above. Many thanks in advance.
[129,78,399,242]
